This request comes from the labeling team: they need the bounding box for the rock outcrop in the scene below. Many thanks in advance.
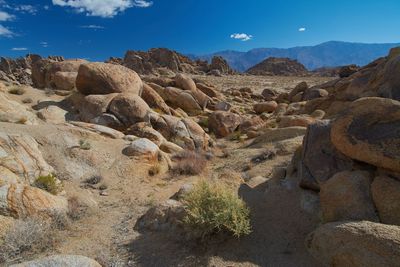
[246,57,308,76]
[307,221,400,267]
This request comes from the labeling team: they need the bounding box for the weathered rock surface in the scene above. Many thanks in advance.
[109,94,150,126]
[142,83,171,114]
[0,183,68,219]
[209,56,235,75]
[320,171,378,222]
[0,93,38,125]
[331,97,400,173]
[76,63,143,95]
[253,101,278,114]
[208,111,242,138]
[0,133,54,184]
[300,120,354,190]
[372,175,400,226]
[123,138,160,160]
[307,221,400,267]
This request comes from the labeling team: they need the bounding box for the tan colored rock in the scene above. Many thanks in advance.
[320,171,378,222]
[37,105,67,124]
[307,221,400,267]
[253,101,278,114]
[52,71,77,91]
[123,138,160,161]
[331,97,400,173]
[0,183,68,219]
[109,94,150,126]
[289,81,308,101]
[0,133,54,184]
[76,62,143,95]
[0,215,15,240]
[142,83,171,114]
[11,255,102,267]
[0,93,38,125]
[69,121,124,139]
[160,87,202,114]
[372,175,400,226]
[196,82,221,98]
[278,115,316,128]
[174,73,196,91]
[208,111,242,138]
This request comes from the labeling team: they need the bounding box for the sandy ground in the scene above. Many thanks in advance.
[1,75,328,267]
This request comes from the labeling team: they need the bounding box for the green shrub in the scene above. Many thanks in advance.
[182,181,251,240]
[34,174,61,195]
[79,139,91,150]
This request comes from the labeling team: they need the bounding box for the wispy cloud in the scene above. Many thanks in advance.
[80,24,105,29]
[0,24,14,37]
[40,41,48,47]
[0,10,15,21]
[132,0,153,8]
[14,5,37,15]
[52,0,153,18]
[298,27,306,32]
[230,33,253,41]
[11,47,28,51]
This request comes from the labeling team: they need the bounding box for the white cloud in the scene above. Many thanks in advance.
[14,5,37,14]
[11,47,28,51]
[230,33,253,41]
[0,10,15,21]
[298,27,306,32]
[44,5,50,10]
[40,41,48,47]
[132,0,152,7]
[52,0,152,18]
[0,24,13,37]
[80,24,105,29]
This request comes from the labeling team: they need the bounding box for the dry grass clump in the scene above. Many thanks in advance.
[8,86,26,95]
[0,218,56,264]
[182,180,251,240]
[172,150,208,175]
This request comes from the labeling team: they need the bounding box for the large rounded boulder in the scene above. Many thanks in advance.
[307,221,400,267]
[331,97,400,173]
[109,94,150,126]
[76,62,143,95]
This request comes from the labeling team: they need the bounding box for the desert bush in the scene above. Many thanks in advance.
[148,164,161,176]
[22,97,33,104]
[34,174,61,195]
[182,181,251,240]
[84,175,103,185]
[172,150,207,175]
[0,218,56,264]
[79,139,91,150]
[67,196,87,220]
[8,86,26,95]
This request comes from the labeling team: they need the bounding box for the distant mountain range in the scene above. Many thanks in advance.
[192,41,400,72]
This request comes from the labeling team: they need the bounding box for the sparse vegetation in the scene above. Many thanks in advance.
[172,150,207,175]
[182,180,251,240]
[67,196,87,220]
[84,175,103,185]
[79,139,92,150]
[8,86,26,95]
[0,218,56,264]
[22,97,33,104]
[34,174,61,195]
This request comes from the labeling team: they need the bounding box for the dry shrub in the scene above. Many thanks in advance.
[0,218,56,264]
[67,196,90,221]
[182,180,251,241]
[8,86,26,95]
[172,150,207,175]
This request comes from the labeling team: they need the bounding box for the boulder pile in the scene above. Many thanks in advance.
[246,57,308,76]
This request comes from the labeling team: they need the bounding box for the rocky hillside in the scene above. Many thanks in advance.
[246,57,308,76]
[0,46,399,266]
[108,48,235,76]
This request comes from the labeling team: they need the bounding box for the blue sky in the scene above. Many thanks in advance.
[1,0,399,60]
